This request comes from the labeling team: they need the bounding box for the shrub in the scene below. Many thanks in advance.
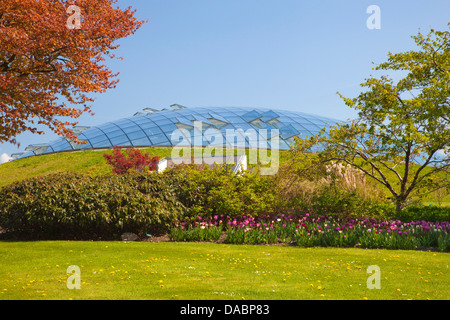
[161,164,279,219]
[272,161,387,218]
[393,205,450,222]
[0,172,184,240]
[103,146,160,174]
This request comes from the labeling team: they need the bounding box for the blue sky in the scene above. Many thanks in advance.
[1,0,449,159]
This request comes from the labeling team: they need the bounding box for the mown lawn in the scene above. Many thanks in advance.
[0,241,448,300]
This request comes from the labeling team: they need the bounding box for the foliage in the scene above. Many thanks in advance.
[1,157,448,242]
[0,164,279,240]
[0,172,184,240]
[393,205,450,223]
[169,224,223,242]
[103,146,160,174]
[161,164,279,219]
[293,26,450,212]
[169,214,450,252]
[0,0,145,145]
[272,158,387,217]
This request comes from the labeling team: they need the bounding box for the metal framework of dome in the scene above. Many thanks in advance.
[13,105,340,159]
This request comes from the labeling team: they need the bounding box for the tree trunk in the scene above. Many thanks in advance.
[395,199,405,213]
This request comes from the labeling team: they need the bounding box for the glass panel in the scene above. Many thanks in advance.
[83,128,106,140]
[120,141,133,147]
[149,133,169,145]
[126,130,147,141]
[146,126,164,136]
[104,129,126,139]
[113,119,135,127]
[119,123,139,131]
[181,114,195,121]
[109,136,130,146]
[156,119,172,126]
[138,121,159,130]
[89,135,109,144]
[131,137,151,146]
[242,110,262,122]
[101,128,121,135]
[226,116,247,124]
[132,117,153,125]
[51,140,72,152]
[192,115,213,126]
[148,114,165,120]
[261,110,280,122]
[91,139,112,148]
[159,123,177,133]
[208,112,229,123]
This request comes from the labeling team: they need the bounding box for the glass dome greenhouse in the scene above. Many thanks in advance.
[13,105,341,159]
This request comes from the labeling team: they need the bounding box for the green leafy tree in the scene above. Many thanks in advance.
[294,26,450,212]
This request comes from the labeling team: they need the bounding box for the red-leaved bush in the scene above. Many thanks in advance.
[103,146,160,174]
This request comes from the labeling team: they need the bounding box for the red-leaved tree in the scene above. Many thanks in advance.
[0,0,145,145]
[104,146,160,174]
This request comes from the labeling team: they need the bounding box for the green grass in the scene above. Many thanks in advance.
[423,202,450,207]
[0,148,174,188]
[0,241,448,300]
[0,148,289,188]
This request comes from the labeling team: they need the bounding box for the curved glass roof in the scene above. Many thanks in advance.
[14,105,341,159]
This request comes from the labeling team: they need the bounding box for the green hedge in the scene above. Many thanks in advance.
[0,167,279,240]
[0,172,184,240]
[393,205,450,222]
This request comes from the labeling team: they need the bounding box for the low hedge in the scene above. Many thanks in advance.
[0,172,184,240]
[393,205,450,222]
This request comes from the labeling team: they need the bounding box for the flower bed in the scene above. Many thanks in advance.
[169,214,450,252]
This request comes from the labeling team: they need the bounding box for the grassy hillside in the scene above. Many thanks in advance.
[0,148,288,188]
[0,148,174,188]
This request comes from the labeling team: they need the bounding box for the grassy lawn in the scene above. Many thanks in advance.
[0,241,448,300]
